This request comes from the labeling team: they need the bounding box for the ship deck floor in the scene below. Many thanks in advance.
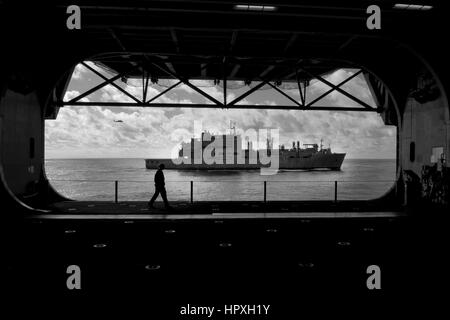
[41,200,404,218]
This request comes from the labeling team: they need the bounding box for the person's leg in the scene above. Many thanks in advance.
[148,189,160,206]
[160,188,170,208]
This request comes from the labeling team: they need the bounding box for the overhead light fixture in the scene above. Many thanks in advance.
[234,4,277,12]
[393,3,433,10]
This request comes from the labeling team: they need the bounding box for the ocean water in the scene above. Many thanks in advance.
[45,158,396,202]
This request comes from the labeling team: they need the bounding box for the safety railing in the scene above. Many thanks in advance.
[49,179,395,202]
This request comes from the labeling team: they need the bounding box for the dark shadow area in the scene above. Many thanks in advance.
[46,200,403,215]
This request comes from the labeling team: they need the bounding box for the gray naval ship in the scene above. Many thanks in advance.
[145,131,345,170]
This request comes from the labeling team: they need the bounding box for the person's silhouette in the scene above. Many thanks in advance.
[148,163,171,209]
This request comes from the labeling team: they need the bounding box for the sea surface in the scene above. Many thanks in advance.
[45,158,396,202]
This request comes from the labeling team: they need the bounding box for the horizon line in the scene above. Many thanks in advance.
[45,157,396,160]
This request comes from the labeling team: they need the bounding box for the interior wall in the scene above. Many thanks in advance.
[0,42,76,209]
[400,69,449,206]
[0,89,44,197]
[401,69,448,169]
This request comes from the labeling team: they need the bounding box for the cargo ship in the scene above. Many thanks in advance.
[145,131,345,170]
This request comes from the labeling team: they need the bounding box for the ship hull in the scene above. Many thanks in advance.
[145,153,345,170]
[278,153,345,170]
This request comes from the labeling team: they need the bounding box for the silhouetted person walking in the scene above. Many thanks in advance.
[148,163,171,209]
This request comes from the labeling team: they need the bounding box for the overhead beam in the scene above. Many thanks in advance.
[295,69,305,106]
[201,63,207,78]
[81,62,142,104]
[166,30,180,74]
[229,64,241,78]
[223,57,227,105]
[364,72,388,111]
[306,69,363,107]
[264,81,301,107]
[337,35,358,52]
[108,28,146,77]
[283,34,298,54]
[142,69,150,102]
[227,62,302,106]
[260,65,275,78]
[146,80,182,104]
[170,29,180,53]
[229,30,238,53]
[86,25,385,41]
[67,63,140,104]
[299,67,375,110]
[78,6,367,20]
[68,2,379,13]
[64,57,376,112]
[165,62,177,74]
[150,60,224,106]
[109,28,127,51]
[62,101,377,112]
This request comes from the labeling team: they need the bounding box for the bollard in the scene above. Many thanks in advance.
[190,181,193,204]
[334,181,337,203]
[264,181,267,203]
[115,180,118,203]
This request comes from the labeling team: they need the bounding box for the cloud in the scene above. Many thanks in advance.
[63,90,90,102]
[71,64,87,80]
[71,61,108,79]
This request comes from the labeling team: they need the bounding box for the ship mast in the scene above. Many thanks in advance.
[229,120,236,135]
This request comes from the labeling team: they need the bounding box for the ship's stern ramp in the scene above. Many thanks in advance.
[0,1,448,215]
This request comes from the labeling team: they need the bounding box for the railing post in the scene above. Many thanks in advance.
[264,181,267,203]
[190,180,193,204]
[115,180,118,203]
[334,181,337,203]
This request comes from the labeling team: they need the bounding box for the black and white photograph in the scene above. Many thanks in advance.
[1,0,448,317]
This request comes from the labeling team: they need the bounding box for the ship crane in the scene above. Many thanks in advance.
[229,120,236,135]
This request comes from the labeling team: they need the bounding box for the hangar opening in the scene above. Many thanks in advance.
[43,55,397,212]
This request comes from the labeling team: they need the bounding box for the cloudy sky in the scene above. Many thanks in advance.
[45,62,396,159]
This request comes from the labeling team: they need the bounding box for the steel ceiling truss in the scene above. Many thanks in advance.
[60,57,380,112]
